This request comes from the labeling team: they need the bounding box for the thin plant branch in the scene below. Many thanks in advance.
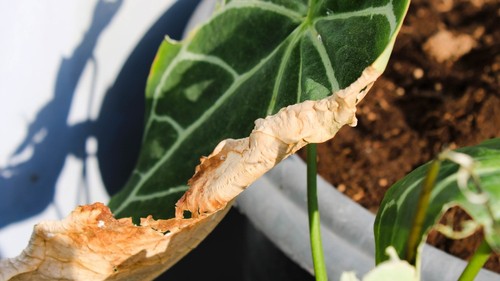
[406,157,442,264]
[458,238,493,281]
[307,143,328,281]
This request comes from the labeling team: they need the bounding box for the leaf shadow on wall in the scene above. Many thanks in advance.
[0,0,201,235]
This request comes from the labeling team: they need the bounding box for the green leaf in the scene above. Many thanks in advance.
[374,138,500,264]
[108,0,410,220]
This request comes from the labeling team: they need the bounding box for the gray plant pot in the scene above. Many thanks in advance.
[236,155,499,281]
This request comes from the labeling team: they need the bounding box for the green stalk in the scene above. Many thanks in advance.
[306,0,322,24]
[458,239,493,281]
[406,158,442,264]
[307,144,328,281]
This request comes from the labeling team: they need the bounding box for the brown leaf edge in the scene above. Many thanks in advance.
[176,66,381,217]
[0,202,231,281]
[0,66,381,281]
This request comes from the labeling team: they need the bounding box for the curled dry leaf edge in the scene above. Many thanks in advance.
[0,66,381,281]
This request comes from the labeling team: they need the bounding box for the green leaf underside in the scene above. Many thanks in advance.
[374,138,500,264]
[109,0,410,220]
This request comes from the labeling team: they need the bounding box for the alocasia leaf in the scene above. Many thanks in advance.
[374,138,500,264]
[0,72,380,280]
[108,0,410,220]
[0,1,412,279]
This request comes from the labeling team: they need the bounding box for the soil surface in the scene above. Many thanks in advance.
[300,0,500,273]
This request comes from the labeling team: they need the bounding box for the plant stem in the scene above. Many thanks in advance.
[306,0,320,21]
[306,144,328,281]
[458,238,493,281]
[406,158,442,264]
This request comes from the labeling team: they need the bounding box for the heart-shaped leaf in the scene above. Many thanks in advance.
[374,138,500,264]
[109,0,410,220]
[0,2,412,279]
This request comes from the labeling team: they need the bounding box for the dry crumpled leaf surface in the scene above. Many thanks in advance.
[0,67,380,281]
[0,203,230,281]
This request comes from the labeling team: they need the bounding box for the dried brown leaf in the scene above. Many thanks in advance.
[0,203,230,280]
[176,66,381,217]
[0,66,381,281]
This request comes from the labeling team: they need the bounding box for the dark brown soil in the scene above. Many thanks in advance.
[300,0,500,273]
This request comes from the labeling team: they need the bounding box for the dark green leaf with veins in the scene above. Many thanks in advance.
[108,0,409,221]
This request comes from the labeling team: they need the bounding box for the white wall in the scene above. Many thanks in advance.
[0,0,182,258]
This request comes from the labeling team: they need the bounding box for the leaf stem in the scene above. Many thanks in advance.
[458,238,493,281]
[307,144,328,281]
[406,158,442,264]
[307,0,320,21]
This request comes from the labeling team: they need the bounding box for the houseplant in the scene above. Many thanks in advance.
[1,0,498,280]
[175,1,500,280]
[294,0,500,278]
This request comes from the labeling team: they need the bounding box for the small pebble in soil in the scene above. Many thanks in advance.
[378,178,388,187]
[396,87,405,96]
[434,83,443,91]
[413,68,424,79]
[352,191,365,201]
